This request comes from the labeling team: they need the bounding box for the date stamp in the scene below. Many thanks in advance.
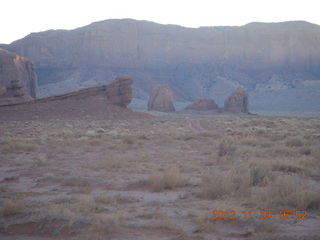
[212,210,308,220]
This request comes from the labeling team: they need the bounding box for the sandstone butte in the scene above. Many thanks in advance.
[0,48,37,98]
[185,98,219,111]
[148,84,175,112]
[224,87,249,113]
[106,76,133,107]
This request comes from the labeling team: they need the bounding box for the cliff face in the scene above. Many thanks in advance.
[2,19,320,110]
[0,48,37,98]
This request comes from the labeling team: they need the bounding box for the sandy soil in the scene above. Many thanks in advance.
[0,99,320,240]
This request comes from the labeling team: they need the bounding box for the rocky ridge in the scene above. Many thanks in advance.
[0,76,132,108]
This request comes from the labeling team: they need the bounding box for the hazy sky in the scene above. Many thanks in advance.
[1,0,319,44]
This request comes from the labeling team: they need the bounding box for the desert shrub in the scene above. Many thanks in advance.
[272,163,303,173]
[218,137,236,157]
[98,157,123,171]
[46,204,76,228]
[33,153,48,167]
[199,174,231,199]
[240,137,258,146]
[149,166,187,192]
[138,134,150,140]
[299,146,311,156]
[229,166,251,198]
[1,199,25,216]
[250,164,271,186]
[1,137,37,153]
[285,137,304,147]
[265,175,319,209]
[199,166,251,200]
[122,135,135,145]
[62,177,92,194]
[272,146,295,157]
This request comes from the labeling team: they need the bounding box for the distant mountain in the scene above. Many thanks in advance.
[1,19,320,110]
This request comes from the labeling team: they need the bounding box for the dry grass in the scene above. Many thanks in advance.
[218,137,237,157]
[285,136,305,147]
[61,177,92,194]
[266,175,320,209]
[199,166,251,200]
[33,153,48,167]
[122,135,135,144]
[149,166,188,192]
[1,199,25,216]
[1,137,38,153]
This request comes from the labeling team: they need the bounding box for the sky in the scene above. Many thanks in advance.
[0,0,319,44]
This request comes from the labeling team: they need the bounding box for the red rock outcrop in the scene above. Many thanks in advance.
[186,98,218,111]
[0,48,37,98]
[0,76,133,107]
[148,84,175,112]
[106,76,133,107]
[0,80,34,106]
[35,85,107,103]
[224,87,249,113]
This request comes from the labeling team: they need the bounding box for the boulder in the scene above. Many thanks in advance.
[186,98,218,111]
[106,76,133,107]
[0,48,37,98]
[148,84,175,112]
[224,87,249,113]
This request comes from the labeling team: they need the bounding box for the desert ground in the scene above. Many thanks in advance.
[0,103,320,240]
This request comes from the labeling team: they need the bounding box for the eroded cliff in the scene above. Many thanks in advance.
[2,19,320,110]
[0,48,37,98]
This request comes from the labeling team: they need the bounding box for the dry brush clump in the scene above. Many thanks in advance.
[1,198,25,216]
[199,166,251,200]
[149,166,188,192]
[1,136,38,153]
[285,136,305,147]
[61,177,92,194]
[217,137,237,157]
[257,175,320,210]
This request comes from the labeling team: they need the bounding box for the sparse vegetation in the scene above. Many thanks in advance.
[1,199,25,216]
[218,136,236,157]
[0,115,319,239]
[150,166,188,192]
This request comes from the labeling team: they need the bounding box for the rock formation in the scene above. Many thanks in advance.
[106,76,133,107]
[224,87,249,113]
[2,19,320,110]
[0,80,34,106]
[6,80,24,97]
[185,98,218,111]
[0,48,37,98]
[0,76,133,107]
[148,84,175,112]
